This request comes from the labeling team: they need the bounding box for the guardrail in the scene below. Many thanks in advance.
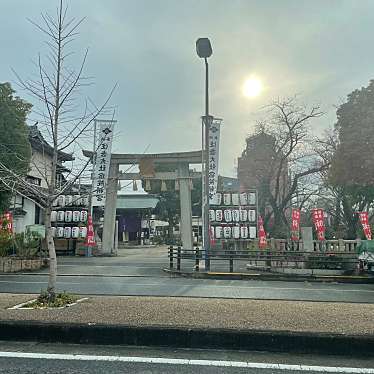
[168,244,359,273]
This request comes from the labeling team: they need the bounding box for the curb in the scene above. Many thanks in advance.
[0,320,373,357]
[163,268,374,284]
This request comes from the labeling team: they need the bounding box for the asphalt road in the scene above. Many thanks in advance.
[0,247,373,303]
[0,342,373,374]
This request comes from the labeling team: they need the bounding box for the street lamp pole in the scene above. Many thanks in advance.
[196,38,213,271]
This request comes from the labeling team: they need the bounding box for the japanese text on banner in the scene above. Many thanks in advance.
[311,208,325,241]
[291,208,301,241]
[208,118,221,204]
[358,212,372,240]
[92,120,116,206]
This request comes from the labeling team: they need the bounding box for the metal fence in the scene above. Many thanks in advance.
[168,239,360,273]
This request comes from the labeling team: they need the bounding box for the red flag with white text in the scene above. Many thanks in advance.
[291,208,301,241]
[258,216,267,249]
[358,212,372,240]
[312,208,325,241]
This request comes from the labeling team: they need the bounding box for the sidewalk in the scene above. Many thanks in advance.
[1,293,374,356]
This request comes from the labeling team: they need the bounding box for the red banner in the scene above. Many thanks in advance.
[312,208,325,241]
[291,208,301,241]
[358,212,372,240]
[0,212,13,234]
[258,216,267,249]
[84,214,96,246]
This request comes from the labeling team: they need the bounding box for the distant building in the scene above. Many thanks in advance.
[238,132,290,220]
[11,125,73,233]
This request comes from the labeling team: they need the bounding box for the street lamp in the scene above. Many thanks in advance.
[196,37,213,270]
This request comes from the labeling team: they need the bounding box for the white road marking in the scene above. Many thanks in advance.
[0,281,81,285]
[0,352,372,372]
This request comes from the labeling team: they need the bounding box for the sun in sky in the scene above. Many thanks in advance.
[243,76,263,98]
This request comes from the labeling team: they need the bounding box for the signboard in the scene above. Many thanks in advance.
[291,208,301,241]
[258,215,267,249]
[358,212,372,240]
[312,208,325,241]
[92,120,116,206]
[26,224,46,239]
[208,118,221,204]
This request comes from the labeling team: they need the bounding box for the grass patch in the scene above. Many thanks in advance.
[27,291,78,309]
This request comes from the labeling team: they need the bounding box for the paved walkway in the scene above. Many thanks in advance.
[1,294,373,336]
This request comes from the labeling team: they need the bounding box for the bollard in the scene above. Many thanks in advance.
[169,246,173,269]
[229,255,234,273]
[177,246,181,271]
[195,247,200,272]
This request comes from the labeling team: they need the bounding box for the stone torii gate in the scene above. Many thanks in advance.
[84,150,202,254]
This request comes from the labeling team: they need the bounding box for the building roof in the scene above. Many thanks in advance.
[28,125,74,162]
[116,194,159,210]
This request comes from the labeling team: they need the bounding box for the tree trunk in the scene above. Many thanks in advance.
[45,206,57,300]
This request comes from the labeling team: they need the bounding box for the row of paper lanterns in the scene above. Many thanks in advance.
[51,210,88,223]
[53,195,89,207]
[211,192,256,206]
[52,226,87,239]
[210,209,256,222]
[211,225,257,239]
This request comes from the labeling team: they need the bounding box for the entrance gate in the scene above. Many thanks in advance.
[84,150,202,254]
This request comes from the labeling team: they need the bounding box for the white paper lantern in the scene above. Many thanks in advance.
[239,209,248,222]
[72,227,80,238]
[57,211,65,222]
[231,193,239,205]
[214,193,222,205]
[232,209,240,222]
[224,209,232,222]
[80,210,88,222]
[65,195,73,206]
[51,227,56,238]
[72,211,80,222]
[51,211,57,222]
[65,211,73,222]
[240,226,248,239]
[209,210,216,222]
[64,227,71,238]
[232,226,240,239]
[56,227,64,238]
[249,226,257,239]
[223,226,231,238]
[215,210,223,222]
[79,227,87,238]
[248,210,256,222]
[73,195,81,206]
[57,195,65,207]
[52,199,59,207]
[240,192,248,205]
[215,226,223,239]
[248,192,256,205]
[210,226,215,240]
[81,196,89,207]
[223,193,231,205]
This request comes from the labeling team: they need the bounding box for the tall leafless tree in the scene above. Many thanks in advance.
[0,0,116,299]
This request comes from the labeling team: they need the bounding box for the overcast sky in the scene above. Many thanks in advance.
[1,0,374,177]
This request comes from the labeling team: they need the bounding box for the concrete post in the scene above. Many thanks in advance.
[102,162,119,255]
[178,163,193,250]
[301,227,313,252]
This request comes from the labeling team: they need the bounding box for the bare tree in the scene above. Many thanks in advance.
[240,97,326,237]
[0,0,115,299]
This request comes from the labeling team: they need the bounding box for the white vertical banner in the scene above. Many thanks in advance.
[208,118,221,204]
[92,120,116,206]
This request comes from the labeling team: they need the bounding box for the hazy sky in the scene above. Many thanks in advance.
[1,0,374,177]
